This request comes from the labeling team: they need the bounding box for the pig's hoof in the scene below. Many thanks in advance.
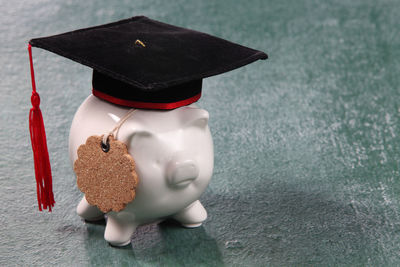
[77,196,104,221]
[181,222,203,228]
[104,215,136,247]
[172,200,207,228]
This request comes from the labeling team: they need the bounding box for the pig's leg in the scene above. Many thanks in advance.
[76,196,104,221]
[172,200,207,228]
[104,213,137,246]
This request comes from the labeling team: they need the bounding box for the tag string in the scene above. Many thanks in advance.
[102,109,137,145]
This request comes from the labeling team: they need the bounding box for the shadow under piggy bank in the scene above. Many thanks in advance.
[83,219,223,266]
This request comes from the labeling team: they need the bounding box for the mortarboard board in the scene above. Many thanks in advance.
[27,16,267,211]
[29,16,267,109]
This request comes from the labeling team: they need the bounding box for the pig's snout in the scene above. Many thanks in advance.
[167,155,199,188]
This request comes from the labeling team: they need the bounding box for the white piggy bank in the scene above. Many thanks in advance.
[69,95,214,246]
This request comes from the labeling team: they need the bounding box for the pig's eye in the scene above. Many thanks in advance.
[132,130,153,139]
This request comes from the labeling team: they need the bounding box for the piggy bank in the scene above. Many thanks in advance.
[69,95,214,246]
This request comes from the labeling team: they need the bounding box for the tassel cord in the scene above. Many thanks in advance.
[28,44,55,211]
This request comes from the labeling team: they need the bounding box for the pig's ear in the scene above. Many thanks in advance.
[181,108,209,128]
[123,129,153,145]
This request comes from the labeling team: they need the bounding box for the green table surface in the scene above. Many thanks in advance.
[1,0,400,266]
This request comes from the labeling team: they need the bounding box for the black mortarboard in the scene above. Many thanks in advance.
[29,16,267,109]
[27,16,267,211]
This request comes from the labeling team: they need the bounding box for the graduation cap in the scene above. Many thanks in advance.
[27,16,267,211]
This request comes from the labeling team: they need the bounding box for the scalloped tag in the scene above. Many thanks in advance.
[74,135,139,213]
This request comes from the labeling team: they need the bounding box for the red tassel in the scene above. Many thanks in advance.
[28,44,55,211]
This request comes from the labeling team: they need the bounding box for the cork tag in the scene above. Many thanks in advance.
[74,135,139,213]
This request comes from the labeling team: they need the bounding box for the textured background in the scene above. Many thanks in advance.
[1,0,400,266]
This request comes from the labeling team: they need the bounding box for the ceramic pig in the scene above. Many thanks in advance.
[69,95,214,246]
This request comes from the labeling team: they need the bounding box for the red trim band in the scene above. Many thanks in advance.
[92,89,201,110]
